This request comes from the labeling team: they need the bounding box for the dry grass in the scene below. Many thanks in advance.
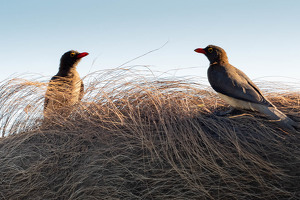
[0,67,299,199]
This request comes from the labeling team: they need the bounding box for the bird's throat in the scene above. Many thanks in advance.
[57,66,78,77]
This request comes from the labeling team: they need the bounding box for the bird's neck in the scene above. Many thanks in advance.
[58,64,78,77]
[210,56,229,66]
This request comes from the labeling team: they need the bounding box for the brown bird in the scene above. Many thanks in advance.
[44,50,88,118]
[195,45,299,130]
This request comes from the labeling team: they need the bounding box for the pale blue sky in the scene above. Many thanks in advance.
[1,0,299,83]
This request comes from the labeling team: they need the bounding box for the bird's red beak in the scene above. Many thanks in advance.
[194,48,206,54]
[77,52,89,58]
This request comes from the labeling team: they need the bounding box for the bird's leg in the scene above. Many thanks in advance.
[214,107,240,116]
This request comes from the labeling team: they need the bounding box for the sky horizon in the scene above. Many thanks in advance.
[1,0,300,85]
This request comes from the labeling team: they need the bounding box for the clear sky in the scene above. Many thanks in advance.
[1,0,299,84]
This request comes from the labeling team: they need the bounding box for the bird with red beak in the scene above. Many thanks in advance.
[44,50,89,118]
[195,45,299,131]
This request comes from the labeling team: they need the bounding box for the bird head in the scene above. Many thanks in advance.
[194,45,228,64]
[59,50,89,70]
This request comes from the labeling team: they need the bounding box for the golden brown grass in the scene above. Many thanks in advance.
[0,67,299,199]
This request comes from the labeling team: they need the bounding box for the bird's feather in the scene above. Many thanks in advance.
[208,63,273,107]
[79,80,84,101]
[251,103,299,131]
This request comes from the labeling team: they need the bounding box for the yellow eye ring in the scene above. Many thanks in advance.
[70,52,76,57]
[208,48,213,53]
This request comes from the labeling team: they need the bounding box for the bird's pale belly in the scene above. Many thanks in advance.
[217,92,257,111]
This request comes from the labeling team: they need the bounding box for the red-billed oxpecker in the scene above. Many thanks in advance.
[44,50,88,118]
[195,45,299,131]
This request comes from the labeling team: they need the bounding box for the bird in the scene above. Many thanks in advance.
[44,50,88,118]
[194,45,299,131]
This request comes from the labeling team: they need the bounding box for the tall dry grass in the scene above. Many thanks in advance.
[0,67,299,199]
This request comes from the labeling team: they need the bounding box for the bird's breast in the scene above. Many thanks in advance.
[46,76,81,105]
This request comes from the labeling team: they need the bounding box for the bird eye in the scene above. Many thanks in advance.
[70,52,76,57]
[208,48,213,53]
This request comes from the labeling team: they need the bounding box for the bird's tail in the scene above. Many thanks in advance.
[253,104,300,131]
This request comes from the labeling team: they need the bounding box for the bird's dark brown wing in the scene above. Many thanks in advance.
[207,64,273,107]
[44,76,59,111]
[79,79,84,101]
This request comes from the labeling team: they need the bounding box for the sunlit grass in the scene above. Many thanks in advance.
[0,67,299,199]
